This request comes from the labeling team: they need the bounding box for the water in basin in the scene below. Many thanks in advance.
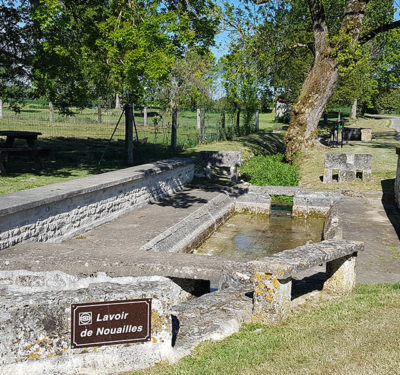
[194,207,325,260]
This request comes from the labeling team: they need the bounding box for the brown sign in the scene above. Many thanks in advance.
[71,299,151,348]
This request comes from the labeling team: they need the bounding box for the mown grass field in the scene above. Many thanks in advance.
[129,283,400,375]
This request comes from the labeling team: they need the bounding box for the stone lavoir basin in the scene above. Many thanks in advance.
[193,203,325,260]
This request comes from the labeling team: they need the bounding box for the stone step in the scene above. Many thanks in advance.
[170,288,253,357]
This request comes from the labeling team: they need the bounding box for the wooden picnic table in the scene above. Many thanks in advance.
[0,131,49,174]
[0,130,42,149]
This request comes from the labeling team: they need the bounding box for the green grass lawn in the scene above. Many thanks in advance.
[130,283,400,375]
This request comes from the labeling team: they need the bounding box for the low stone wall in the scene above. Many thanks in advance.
[343,127,372,142]
[0,274,190,375]
[0,158,195,250]
[396,147,400,209]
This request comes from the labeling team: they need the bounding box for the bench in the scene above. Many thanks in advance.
[221,239,363,323]
[0,147,51,174]
[323,153,372,183]
[198,151,242,183]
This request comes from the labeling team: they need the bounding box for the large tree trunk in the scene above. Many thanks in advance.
[284,0,368,162]
[285,55,339,161]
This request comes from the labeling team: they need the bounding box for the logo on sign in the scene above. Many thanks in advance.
[71,299,151,348]
[78,312,92,325]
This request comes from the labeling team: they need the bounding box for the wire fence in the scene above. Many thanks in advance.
[0,102,259,150]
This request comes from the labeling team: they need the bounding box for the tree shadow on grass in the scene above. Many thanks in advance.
[236,131,286,156]
[1,136,178,177]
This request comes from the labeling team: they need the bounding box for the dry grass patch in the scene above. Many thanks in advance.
[299,118,398,191]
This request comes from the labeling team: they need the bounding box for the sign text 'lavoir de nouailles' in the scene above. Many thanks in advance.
[71,299,152,348]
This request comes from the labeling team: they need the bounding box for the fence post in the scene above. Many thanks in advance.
[125,104,134,164]
[115,94,120,109]
[144,107,148,126]
[49,101,53,122]
[220,111,226,140]
[0,99,3,119]
[200,109,205,143]
[171,106,178,151]
[97,103,102,123]
[255,110,259,131]
[196,108,201,129]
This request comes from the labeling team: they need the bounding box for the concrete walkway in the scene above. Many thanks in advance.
[338,191,400,283]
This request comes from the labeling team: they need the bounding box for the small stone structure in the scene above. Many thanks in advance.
[0,158,194,250]
[249,240,362,323]
[323,153,372,183]
[342,127,372,142]
[395,147,400,209]
[198,151,242,183]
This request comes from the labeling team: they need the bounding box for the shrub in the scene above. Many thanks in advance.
[240,154,299,186]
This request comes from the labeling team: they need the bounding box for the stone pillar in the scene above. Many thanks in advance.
[252,272,292,324]
[395,147,400,209]
[361,128,372,142]
[323,254,357,295]
[144,107,148,126]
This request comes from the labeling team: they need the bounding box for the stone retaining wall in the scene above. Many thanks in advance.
[396,147,400,209]
[0,275,191,375]
[0,158,195,250]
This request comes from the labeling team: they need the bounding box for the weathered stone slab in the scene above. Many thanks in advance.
[170,288,253,357]
[0,276,188,375]
[293,190,342,217]
[250,240,363,279]
[235,190,271,214]
[197,151,242,183]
